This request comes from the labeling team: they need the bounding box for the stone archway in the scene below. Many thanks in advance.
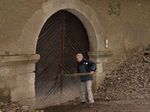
[35,9,91,107]
[19,0,103,54]
[9,0,106,106]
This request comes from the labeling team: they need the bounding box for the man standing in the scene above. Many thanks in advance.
[76,53,96,107]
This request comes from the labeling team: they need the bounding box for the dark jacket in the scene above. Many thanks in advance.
[77,58,96,82]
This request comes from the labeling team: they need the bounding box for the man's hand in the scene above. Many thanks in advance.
[90,71,95,74]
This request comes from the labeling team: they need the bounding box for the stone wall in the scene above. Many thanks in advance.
[0,0,48,55]
[82,0,150,51]
[82,0,150,73]
[0,54,39,105]
[0,0,150,106]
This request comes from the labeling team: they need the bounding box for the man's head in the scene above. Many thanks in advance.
[76,53,84,62]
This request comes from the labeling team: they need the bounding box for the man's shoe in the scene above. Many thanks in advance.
[81,102,86,105]
[88,103,94,108]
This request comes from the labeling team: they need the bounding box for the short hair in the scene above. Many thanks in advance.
[76,53,84,58]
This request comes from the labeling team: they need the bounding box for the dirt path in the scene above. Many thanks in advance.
[43,101,150,112]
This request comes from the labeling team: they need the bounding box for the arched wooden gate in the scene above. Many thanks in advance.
[35,10,89,105]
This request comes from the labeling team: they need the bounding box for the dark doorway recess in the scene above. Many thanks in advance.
[35,10,89,104]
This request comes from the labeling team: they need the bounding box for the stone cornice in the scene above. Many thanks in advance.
[0,54,40,66]
[88,50,113,63]
[88,50,113,58]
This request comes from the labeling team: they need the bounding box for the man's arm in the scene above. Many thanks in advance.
[88,60,97,73]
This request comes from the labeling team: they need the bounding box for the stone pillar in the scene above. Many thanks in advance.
[0,54,40,106]
[88,51,112,90]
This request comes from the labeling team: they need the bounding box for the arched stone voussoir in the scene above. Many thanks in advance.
[19,0,103,54]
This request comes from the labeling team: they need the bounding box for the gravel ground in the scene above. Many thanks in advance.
[96,50,150,101]
[43,102,150,112]
[0,102,32,112]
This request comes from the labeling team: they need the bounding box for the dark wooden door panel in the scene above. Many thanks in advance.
[35,10,89,106]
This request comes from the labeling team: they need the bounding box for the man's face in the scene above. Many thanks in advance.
[76,53,83,62]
